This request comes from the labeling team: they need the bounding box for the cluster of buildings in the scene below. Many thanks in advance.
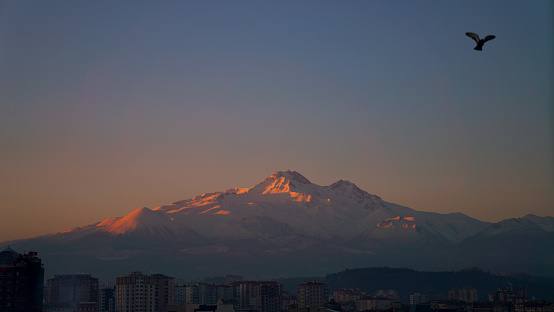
[1,247,553,312]
[0,246,328,312]
[408,286,553,312]
[41,275,327,312]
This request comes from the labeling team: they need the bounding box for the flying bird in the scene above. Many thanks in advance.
[466,32,495,51]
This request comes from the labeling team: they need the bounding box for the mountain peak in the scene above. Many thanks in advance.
[477,218,547,237]
[127,206,154,218]
[270,170,311,185]
[522,214,554,232]
[105,207,169,235]
[330,179,360,190]
[328,179,381,203]
[248,170,312,195]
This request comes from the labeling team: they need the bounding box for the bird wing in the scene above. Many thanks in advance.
[466,32,480,43]
[483,35,496,42]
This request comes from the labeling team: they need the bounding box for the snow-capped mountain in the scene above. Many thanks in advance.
[452,216,554,275]
[2,170,552,281]
[352,216,453,249]
[101,207,207,243]
[472,217,549,237]
[152,170,486,244]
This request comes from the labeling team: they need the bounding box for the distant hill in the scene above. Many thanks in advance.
[279,267,554,302]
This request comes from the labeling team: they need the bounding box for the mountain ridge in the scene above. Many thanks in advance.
[2,170,553,281]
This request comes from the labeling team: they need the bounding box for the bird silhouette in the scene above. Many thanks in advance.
[466,32,495,51]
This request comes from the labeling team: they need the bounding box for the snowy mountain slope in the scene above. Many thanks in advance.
[451,217,554,275]
[353,216,452,248]
[473,217,549,237]
[28,217,122,243]
[101,207,207,243]
[6,208,208,250]
[153,171,487,243]
[2,170,553,280]
[0,170,490,249]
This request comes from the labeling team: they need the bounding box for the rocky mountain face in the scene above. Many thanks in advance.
[2,170,553,281]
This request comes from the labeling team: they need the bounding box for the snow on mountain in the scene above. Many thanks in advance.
[95,217,122,227]
[239,216,297,246]
[370,207,489,244]
[2,170,553,280]
[453,216,554,275]
[474,217,549,237]
[249,170,312,195]
[3,170,488,247]
[32,217,123,243]
[152,170,391,240]
[102,207,207,243]
[151,170,487,243]
[352,215,456,249]
[35,224,105,243]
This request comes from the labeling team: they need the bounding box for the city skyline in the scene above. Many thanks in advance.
[3,245,554,312]
[1,1,553,242]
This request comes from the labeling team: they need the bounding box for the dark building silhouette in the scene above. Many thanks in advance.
[0,247,44,312]
[153,273,176,312]
[44,273,99,312]
[100,283,115,312]
[231,280,283,312]
[297,280,329,308]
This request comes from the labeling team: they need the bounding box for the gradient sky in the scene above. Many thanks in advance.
[1,1,553,242]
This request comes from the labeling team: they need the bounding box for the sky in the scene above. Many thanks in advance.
[0,0,552,242]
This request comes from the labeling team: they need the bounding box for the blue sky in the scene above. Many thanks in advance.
[0,0,552,241]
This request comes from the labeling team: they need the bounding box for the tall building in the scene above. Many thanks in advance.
[255,281,283,312]
[0,247,44,312]
[100,283,115,312]
[45,274,99,311]
[186,284,200,304]
[448,286,477,303]
[153,274,175,312]
[297,280,328,308]
[232,281,283,312]
[174,283,187,305]
[116,272,155,312]
[116,272,175,312]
